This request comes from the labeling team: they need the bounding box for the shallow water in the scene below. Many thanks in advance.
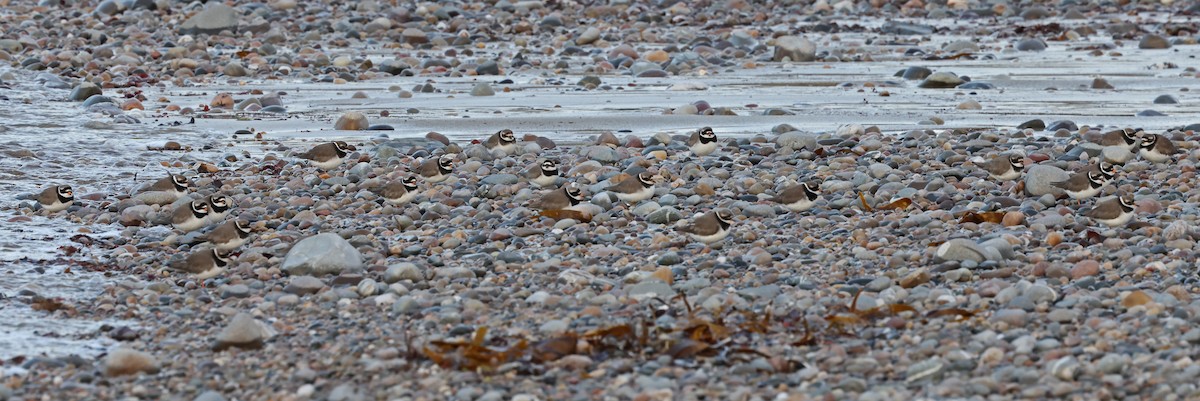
[174,40,1200,146]
[0,70,220,366]
[0,214,122,373]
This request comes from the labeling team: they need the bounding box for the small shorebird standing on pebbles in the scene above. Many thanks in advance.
[137,173,190,201]
[296,141,356,170]
[416,154,455,183]
[196,219,253,252]
[377,176,420,205]
[677,208,734,245]
[483,129,518,156]
[1052,170,1108,206]
[172,200,210,232]
[36,185,74,212]
[204,195,232,224]
[978,154,1025,181]
[607,172,657,204]
[1085,194,1136,227]
[771,181,821,213]
[687,126,719,157]
[172,247,229,280]
[524,159,560,187]
[530,183,585,211]
[1138,133,1181,163]
[1093,127,1141,151]
[1085,161,1119,181]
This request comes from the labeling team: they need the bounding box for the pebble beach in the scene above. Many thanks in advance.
[3,0,1200,400]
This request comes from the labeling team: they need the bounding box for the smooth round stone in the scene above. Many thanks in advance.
[224,62,247,76]
[657,252,682,265]
[672,104,698,115]
[1017,119,1046,130]
[1015,38,1046,51]
[70,82,102,101]
[367,124,394,130]
[643,50,669,63]
[943,41,979,53]
[897,66,933,80]
[957,100,982,110]
[1153,95,1178,104]
[470,83,495,96]
[1024,164,1069,196]
[1139,34,1171,49]
[81,95,117,108]
[476,61,500,75]
[1092,78,1114,89]
[1045,120,1077,131]
[1101,146,1134,164]
[636,69,669,78]
[1136,109,1166,117]
[958,82,995,90]
[578,76,601,87]
[771,35,816,62]
[401,28,428,44]
[918,72,963,88]
[261,105,287,114]
[334,112,369,130]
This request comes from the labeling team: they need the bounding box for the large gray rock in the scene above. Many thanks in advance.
[102,348,159,377]
[918,72,964,88]
[470,83,495,96]
[933,239,988,264]
[334,112,368,130]
[384,263,424,283]
[284,275,325,295]
[179,4,239,35]
[647,207,682,224]
[772,36,816,62]
[1024,165,1069,197]
[627,281,673,299]
[576,27,601,45]
[481,173,519,185]
[281,233,364,276]
[1101,146,1134,164]
[1139,34,1170,49]
[582,145,619,163]
[775,131,819,150]
[69,82,102,101]
[214,313,274,351]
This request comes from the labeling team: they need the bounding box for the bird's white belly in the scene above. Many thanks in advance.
[615,186,654,203]
[1139,149,1170,163]
[193,266,225,280]
[312,157,342,170]
[783,198,815,212]
[1067,185,1102,200]
[690,228,729,244]
[175,218,207,232]
[691,142,718,156]
[490,143,516,155]
[214,237,246,252]
[43,200,72,212]
[991,169,1021,181]
[386,191,417,204]
[531,174,557,187]
[1095,211,1133,227]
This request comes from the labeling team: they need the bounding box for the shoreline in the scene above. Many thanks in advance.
[2,0,1200,399]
